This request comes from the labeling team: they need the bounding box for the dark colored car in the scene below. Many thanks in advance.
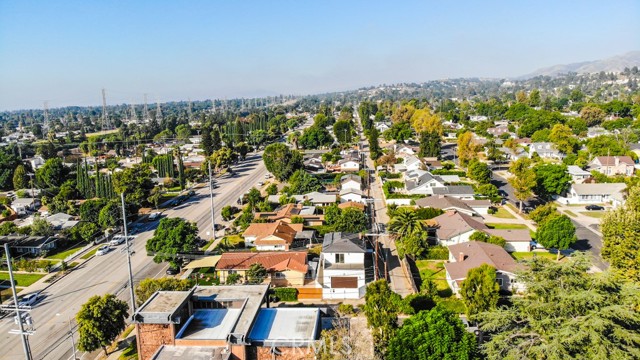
[585,205,604,211]
[498,190,508,198]
[166,267,180,275]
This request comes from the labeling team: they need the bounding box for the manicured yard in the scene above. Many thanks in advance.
[505,203,530,219]
[486,223,528,230]
[415,260,451,298]
[581,211,605,218]
[492,207,515,219]
[214,235,245,251]
[193,267,218,285]
[46,242,86,260]
[437,298,467,314]
[0,272,46,287]
[563,210,578,218]
[511,251,563,261]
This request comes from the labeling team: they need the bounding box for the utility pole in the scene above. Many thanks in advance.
[101,88,110,131]
[5,244,33,360]
[67,316,77,360]
[120,193,136,315]
[208,161,217,243]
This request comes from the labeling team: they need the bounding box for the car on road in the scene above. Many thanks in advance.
[498,190,508,198]
[148,212,161,221]
[264,174,271,179]
[166,267,180,275]
[585,205,604,211]
[95,245,110,256]
[110,236,125,246]
[18,292,44,307]
[257,181,264,187]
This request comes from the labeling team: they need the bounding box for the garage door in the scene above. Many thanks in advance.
[331,276,358,288]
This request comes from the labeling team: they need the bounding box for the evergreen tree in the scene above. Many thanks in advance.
[201,126,213,156]
[418,131,442,158]
[368,127,382,160]
[12,164,27,190]
[460,263,500,318]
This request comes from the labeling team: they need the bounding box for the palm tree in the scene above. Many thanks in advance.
[388,208,425,239]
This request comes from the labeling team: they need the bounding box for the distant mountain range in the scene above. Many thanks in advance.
[518,51,640,79]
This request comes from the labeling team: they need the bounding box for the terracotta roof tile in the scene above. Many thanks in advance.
[216,251,308,273]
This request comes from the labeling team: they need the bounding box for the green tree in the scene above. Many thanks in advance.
[175,124,192,140]
[112,164,154,206]
[467,159,492,184]
[286,169,322,195]
[580,105,606,126]
[135,277,192,306]
[246,263,268,284]
[368,127,382,160]
[201,126,213,156]
[221,205,235,221]
[324,204,341,226]
[469,231,506,247]
[460,264,500,318]
[479,254,640,360]
[363,280,401,357]
[529,203,559,224]
[262,143,303,181]
[418,131,442,158]
[98,200,120,229]
[0,221,18,236]
[586,135,628,156]
[235,142,250,160]
[0,148,21,190]
[477,183,499,198]
[79,198,107,224]
[334,207,367,233]
[36,158,67,188]
[209,147,236,172]
[333,120,354,144]
[226,273,242,285]
[146,217,199,267]
[601,186,640,281]
[30,217,54,236]
[12,165,27,190]
[76,294,129,356]
[298,125,334,149]
[387,306,478,360]
[388,208,424,238]
[549,123,578,154]
[508,158,537,213]
[536,214,576,260]
[457,131,476,166]
[265,183,278,195]
[147,187,162,209]
[245,187,262,210]
[533,163,571,200]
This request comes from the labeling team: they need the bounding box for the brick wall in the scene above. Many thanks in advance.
[136,324,175,360]
[256,346,315,360]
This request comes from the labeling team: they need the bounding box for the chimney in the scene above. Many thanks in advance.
[458,252,465,262]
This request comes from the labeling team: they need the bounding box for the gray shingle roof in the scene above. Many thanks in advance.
[322,232,366,253]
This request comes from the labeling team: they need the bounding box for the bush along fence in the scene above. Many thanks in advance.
[271,287,298,302]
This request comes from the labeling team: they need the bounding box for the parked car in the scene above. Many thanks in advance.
[18,292,44,307]
[257,181,264,187]
[498,190,508,198]
[148,212,161,221]
[110,236,125,246]
[530,241,545,250]
[95,245,110,256]
[166,267,180,275]
[585,205,604,211]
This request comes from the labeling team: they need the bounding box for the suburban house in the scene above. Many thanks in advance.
[10,198,41,215]
[529,142,565,160]
[375,122,390,132]
[27,156,45,170]
[338,159,360,172]
[427,211,488,246]
[134,285,322,360]
[484,229,532,252]
[431,185,475,200]
[487,126,510,137]
[216,251,310,286]
[254,203,324,226]
[403,155,424,172]
[46,213,79,230]
[500,146,528,161]
[423,157,443,170]
[0,235,58,256]
[318,232,369,299]
[338,201,366,211]
[242,221,306,251]
[404,170,446,195]
[291,192,337,206]
[414,195,490,216]
[588,156,635,176]
[339,188,364,203]
[395,145,417,157]
[303,155,325,173]
[565,183,626,205]
[567,165,591,183]
[340,174,362,191]
[445,242,524,294]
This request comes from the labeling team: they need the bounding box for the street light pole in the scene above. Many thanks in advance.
[120,193,136,315]
[5,244,32,360]
[67,316,77,360]
[208,161,216,243]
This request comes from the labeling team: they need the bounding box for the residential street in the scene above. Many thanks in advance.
[0,152,268,360]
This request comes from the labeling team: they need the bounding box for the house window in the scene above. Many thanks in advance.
[273,272,286,279]
[335,254,345,263]
[496,278,503,287]
[228,270,237,274]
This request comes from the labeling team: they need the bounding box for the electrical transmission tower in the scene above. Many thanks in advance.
[143,94,150,122]
[156,100,163,122]
[129,102,138,123]
[101,88,111,130]
[187,98,193,122]
[43,101,50,131]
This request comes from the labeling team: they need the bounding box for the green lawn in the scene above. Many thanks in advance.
[213,235,245,252]
[0,272,46,287]
[505,203,530,219]
[81,247,99,259]
[437,298,467,314]
[486,223,528,230]
[492,207,516,219]
[581,211,605,218]
[563,210,578,218]
[415,260,452,298]
[511,251,563,261]
[46,242,86,260]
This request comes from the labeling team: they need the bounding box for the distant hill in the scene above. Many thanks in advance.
[519,51,640,79]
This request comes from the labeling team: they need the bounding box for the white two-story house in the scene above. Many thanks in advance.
[317,232,368,299]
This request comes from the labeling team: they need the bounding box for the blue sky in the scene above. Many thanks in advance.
[0,0,638,111]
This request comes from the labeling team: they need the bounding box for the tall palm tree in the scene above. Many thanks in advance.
[388,208,425,238]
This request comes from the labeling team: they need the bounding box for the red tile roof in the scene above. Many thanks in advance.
[216,251,308,273]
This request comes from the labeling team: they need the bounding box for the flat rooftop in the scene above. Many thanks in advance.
[134,290,192,324]
[248,308,320,346]
[177,309,242,340]
[151,345,230,360]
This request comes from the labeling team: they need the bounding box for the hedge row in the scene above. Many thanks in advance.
[272,287,298,302]
[431,170,466,177]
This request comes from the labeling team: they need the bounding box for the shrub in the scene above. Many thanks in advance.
[423,246,449,260]
[272,287,298,302]
[431,169,466,177]
[487,207,497,215]
[337,303,355,316]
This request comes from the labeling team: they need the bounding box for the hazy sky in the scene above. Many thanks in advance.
[1,0,638,111]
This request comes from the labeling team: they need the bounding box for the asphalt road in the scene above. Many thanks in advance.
[0,152,268,360]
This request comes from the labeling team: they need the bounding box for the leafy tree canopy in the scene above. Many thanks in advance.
[602,186,640,281]
[135,277,192,306]
[76,294,129,355]
[146,217,199,267]
[262,143,303,181]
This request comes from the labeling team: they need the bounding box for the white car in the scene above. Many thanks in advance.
[18,292,43,307]
[110,236,125,246]
[95,245,110,256]
[257,181,264,187]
